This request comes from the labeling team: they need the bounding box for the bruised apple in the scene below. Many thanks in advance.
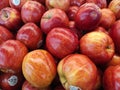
[22,49,57,89]
[103,65,120,90]
[46,27,79,59]
[75,3,102,32]
[21,1,45,24]
[16,22,43,50]
[57,54,98,90]
[40,8,69,34]
[0,40,28,73]
[0,0,9,10]
[0,25,14,44]
[80,31,115,65]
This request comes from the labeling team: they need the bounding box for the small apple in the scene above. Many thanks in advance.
[0,40,28,73]
[109,20,120,54]
[70,0,85,6]
[46,27,79,59]
[21,1,45,24]
[86,0,107,8]
[57,54,98,90]
[45,0,70,11]
[108,0,120,19]
[40,8,69,34]
[75,3,102,32]
[22,49,57,89]
[103,65,120,90]
[0,72,25,90]
[80,31,115,65]
[0,7,23,31]
[0,25,14,44]
[99,8,116,30]
[0,0,9,10]
[16,22,43,50]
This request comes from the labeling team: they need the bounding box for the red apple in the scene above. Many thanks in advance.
[22,49,57,89]
[109,20,120,54]
[0,7,23,31]
[0,40,28,73]
[99,8,116,30]
[70,0,86,6]
[57,54,98,90]
[66,5,79,21]
[16,22,43,50]
[21,1,45,24]
[9,0,31,11]
[94,26,108,34]
[75,3,102,32]
[80,31,115,65]
[0,0,9,10]
[108,0,120,19]
[103,65,120,90]
[0,25,14,44]
[46,27,79,59]
[45,0,70,11]
[86,0,107,8]
[0,72,25,90]
[40,8,69,34]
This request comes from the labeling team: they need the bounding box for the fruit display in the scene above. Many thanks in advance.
[0,0,120,90]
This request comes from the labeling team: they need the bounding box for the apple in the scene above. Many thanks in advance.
[22,49,57,89]
[99,8,116,30]
[0,7,23,32]
[46,27,79,59]
[16,22,43,50]
[86,0,107,8]
[109,20,120,54]
[0,25,14,44]
[45,0,70,11]
[0,72,25,90]
[103,65,120,90]
[108,0,120,19]
[75,3,102,32]
[94,26,108,34]
[21,1,45,24]
[40,8,69,34]
[0,0,9,10]
[57,54,98,90]
[70,0,86,6]
[0,40,28,73]
[66,5,79,21]
[80,31,115,65]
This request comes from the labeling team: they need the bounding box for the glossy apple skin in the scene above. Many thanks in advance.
[108,0,120,19]
[66,6,79,21]
[86,0,107,8]
[99,8,116,30]
[22,49,57,89]
[46,0,70,11]
[0,40,28,73]
[0,0,9,10]
[16,22,43,50]
[70,0,85,6]
[75,3,102,32]
[0,7,23,31]
[46,27,79,59]
[40,8,69,34]
[109,20,120,54]
[0,25,14,44]
[57,54,98,90]
[0,72,25,90]
[80,31,115,65]
[103,65,120,90]
[21,1,45,24]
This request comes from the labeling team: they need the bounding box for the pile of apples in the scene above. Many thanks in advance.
[0,0,120,90]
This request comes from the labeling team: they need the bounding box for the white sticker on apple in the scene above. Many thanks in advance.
[8,75,18,86]
[69,85,82,90]
[12,0,20,6]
